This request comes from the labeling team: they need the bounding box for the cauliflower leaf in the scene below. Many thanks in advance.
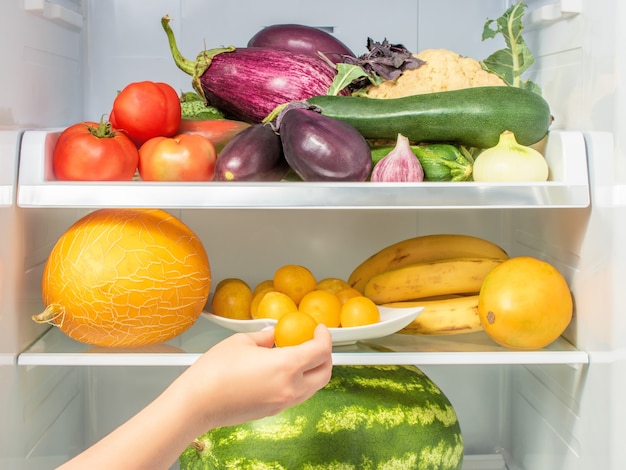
[481,1,541,94]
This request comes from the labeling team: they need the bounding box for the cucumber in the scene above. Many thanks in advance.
[370,143,474,182]
[308,86,551,149]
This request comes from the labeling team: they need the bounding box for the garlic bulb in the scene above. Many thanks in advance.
[370,134,424,182]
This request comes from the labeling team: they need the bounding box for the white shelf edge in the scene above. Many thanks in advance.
[17,324,589,367]
[17,349,589,367]
[331,350,589,366]
[17,352,202,367]
[16,182,591,209]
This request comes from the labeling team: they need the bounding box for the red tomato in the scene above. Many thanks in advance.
[52,121,139,181]
[110,81,181,147]
[138,134,217,181]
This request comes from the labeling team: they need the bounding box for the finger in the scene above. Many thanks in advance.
[297,357,333,402]
[292,324,333,371]
[303,355,333,385]
[245,327,276,348]
[313,323,332,344]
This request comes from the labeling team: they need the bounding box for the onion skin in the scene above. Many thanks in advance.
[34,209,211,348]
[247,24,355,64]
[472,130,549,182]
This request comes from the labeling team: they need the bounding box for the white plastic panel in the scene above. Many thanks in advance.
[416,0,508,59]
[0,131,34,355]
[0,2,82,128]
[18,365,85,469]
[0,358,19,469]
[23,0,83,30]
[503,362,593,470]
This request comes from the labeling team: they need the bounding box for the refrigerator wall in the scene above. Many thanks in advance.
[2,0,626,469]
[0,131,21,468]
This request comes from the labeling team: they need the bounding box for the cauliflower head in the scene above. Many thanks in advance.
[365,48,506,98]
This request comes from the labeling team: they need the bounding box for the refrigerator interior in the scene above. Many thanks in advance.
[2,0,626,469]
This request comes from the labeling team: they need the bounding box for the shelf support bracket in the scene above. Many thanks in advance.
[23,0,83,31]
[528,0,582,25]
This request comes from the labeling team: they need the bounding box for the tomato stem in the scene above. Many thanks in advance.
[86,116,117,139]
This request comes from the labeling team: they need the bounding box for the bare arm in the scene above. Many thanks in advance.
[58,324,333,470]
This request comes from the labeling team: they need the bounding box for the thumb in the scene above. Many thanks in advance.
[246,326,276,348]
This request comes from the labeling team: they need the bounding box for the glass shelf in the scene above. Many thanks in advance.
[18,314,588,367]
[16,129,590,209]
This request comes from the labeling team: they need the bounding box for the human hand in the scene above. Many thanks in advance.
[173,323,333,432]
[56,324,332,470]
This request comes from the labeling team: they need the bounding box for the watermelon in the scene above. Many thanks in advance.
[180,365,464,469]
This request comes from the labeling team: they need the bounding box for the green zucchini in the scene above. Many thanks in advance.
[308,86,551,149]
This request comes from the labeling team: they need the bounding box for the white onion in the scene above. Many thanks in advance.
[472,131,549,182]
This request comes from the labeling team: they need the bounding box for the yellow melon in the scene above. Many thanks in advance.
[33,208,211,347]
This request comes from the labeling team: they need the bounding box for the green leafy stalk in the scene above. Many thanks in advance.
[480,1,541,95]
[161,15,235,101]
[327,64,374,96]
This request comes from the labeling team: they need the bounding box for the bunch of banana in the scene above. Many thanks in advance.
[348,234,509,335]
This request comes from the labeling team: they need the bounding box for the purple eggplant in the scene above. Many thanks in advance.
[247,24,355,64]
[161,16,346,124]
[214,123,288,181]
[278,107,372,182]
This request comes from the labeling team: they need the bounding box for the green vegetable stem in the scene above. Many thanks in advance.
[481,1,542,94]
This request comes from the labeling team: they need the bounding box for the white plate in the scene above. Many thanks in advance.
[201,306,423,346]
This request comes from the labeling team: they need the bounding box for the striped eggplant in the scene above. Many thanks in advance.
[161,16,345,124]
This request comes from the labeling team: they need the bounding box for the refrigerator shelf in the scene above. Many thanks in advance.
[16,129,590,209]
[18,316,588,367]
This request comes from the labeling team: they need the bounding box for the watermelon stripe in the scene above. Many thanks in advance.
[180,365,464,470]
